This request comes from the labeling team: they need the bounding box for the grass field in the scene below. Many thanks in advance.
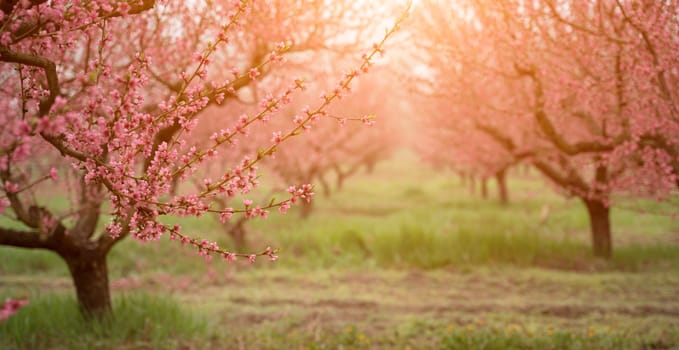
[1,151,679,349]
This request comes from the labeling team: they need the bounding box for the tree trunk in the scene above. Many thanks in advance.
[223,217,248,251]
[318,174,331,197]
[469,176,476,195]
[336,174,345,191]
[364,158,376,174]
[480,178,488,199]
[0,203,113,317]
[495,169,508,205]
[299,199,314,219]
[583,199,612,259]
[63,250,112,317]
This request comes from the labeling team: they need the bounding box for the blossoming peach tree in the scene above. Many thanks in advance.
[412,0,678,258]
[0,0,408,316]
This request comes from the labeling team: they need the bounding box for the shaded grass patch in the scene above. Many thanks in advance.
[267,214,679,271]
[201,320,679,350]
[0,293,207,349]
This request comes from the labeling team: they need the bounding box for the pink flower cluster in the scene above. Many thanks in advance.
[0,298,29,322]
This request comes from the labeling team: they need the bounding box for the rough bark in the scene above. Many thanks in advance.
[62,249,112,317]
[299,200,314,219]
[583,199,612,259]
[480,178,488,199]
[0,199,114,317]
[318,174,331,197]
[469,176,476,195]
[336,173,345,191]
[495,169,509,205]
[364,158,377,174]
[222,217,248,252]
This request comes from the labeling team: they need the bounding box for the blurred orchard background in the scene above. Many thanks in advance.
[1,0,678,349]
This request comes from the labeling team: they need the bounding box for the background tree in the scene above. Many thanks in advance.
[411,0,679,257]
[180,52,403,249]
[265,71,402,218]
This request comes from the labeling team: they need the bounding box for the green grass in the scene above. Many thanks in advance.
[1,150,678,348]
[2,152,678,275]
[217,322,678,350]
[0,293,207,349]
[435,324,675,350]
[259,218,679,271]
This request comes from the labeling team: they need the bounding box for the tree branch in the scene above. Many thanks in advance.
[476,122,589,193]
[514,64,619,155]
[9,1,157,43]
[0,47,60,116]
[0,212,69,250]
[0,227,50,249]
[639,134,679,188]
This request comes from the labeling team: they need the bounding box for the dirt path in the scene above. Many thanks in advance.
[5,266,678,337]
[168,267,679,337]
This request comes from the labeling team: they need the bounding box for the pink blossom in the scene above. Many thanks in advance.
[248,68,260,80]
[224,252,237,262]
[278,201,291,214]
[0,298,29,322]
[4,181,19,193]
[49,167,58,181]
[361,114,376,126]
[116,2,131,15]
[271,131,283,144]
[219,208,234,223]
